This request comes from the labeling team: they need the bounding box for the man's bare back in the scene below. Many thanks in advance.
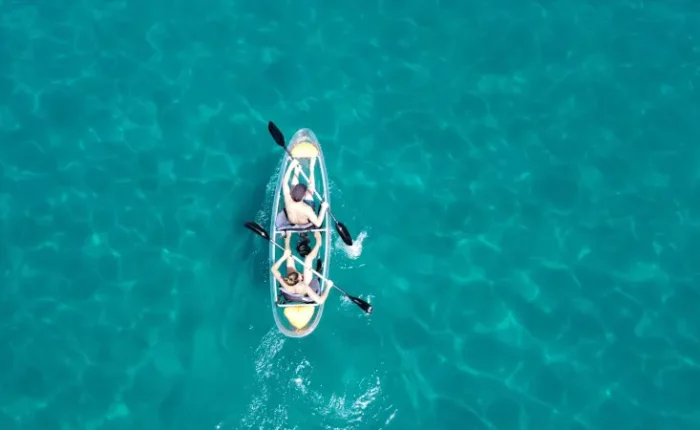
[286,200,318,225]
[283,158,328,227]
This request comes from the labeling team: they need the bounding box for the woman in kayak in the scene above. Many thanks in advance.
[271,231,333,304]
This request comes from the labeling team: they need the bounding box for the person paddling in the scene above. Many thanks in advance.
[271,231,333,304]
[283,158,328,227]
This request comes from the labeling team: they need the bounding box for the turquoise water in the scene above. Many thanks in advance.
[2,0,700,428]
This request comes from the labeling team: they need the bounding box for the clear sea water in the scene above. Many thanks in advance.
[2,0,700,429]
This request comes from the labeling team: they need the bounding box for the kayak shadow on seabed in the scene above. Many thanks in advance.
[212,153,277,313]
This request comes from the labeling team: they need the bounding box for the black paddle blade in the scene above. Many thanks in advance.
[315,258,323,273]
[350,295,373,314]
[267,121,286,148]
[243,221,270,241]
[335,222,354,246]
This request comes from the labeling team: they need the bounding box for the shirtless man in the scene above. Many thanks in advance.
[283,158,328,227]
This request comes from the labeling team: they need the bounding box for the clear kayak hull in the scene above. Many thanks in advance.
[269,129,331,338]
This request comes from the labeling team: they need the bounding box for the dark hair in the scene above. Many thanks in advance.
[291,184,307,202]
[284,272,300,285]
[296,233,311,257]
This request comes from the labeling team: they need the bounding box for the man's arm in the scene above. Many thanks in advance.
[306,202,328,227]
[307,156,317,195]
[282,160,299,206]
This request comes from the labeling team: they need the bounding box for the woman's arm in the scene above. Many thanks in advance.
[308,231,322,257]
[271,243,291,279]
[302,231,323,280]
[284,233,292,252]
[284,233,297,271]
[272,269,288,287]
[272,234,294,285]
[303,282,332,304]
[312,231,322,250]
[271,252,287,277]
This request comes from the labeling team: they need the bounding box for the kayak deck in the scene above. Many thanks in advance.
[269,128,331,338]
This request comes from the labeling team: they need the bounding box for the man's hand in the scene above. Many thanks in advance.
[283,248,292,259]
[321,201,329,210]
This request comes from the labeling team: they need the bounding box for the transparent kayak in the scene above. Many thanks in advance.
[269,128,331,338]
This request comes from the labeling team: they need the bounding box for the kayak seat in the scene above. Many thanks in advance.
[279,278,321,304]
[275,200,318,232]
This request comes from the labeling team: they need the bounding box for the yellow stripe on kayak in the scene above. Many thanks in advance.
[283,306,315,329]
[290,141,318,158]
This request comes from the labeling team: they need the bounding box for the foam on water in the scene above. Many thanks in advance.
[292,371,386,429]
[336,230,368,260]
[236,328,286,429]
[227,326,388,430]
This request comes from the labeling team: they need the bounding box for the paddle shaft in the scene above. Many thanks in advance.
[270,236,351,297]
[286,150,341,225]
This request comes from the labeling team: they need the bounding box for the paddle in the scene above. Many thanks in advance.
[244,221,373,314]
[267,121,354,247]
